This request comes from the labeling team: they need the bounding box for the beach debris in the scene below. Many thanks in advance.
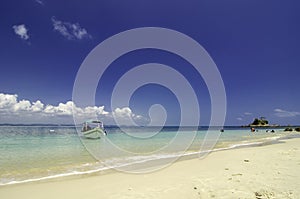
[225,168,229,170]
[244,159,250,162]
[231,173,242,176]
[193,186,197,190]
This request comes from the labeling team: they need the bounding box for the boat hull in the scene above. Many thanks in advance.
[82,127,106,139]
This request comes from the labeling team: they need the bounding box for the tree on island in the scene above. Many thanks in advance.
[251,117,269,126]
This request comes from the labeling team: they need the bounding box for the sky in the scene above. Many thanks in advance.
[0,0,299,125]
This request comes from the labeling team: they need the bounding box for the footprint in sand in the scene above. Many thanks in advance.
[254,189,275,199]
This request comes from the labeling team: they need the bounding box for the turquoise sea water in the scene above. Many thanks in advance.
[0,126,299,185]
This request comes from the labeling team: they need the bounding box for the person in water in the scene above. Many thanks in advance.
[83,124,91,131]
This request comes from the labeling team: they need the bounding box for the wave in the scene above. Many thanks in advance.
[1,132,298,186]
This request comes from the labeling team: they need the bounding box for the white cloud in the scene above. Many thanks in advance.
[244,112,252,115]
[274,108,300,118]
[83,106,109,116]
[44,101,73,116]
[31,100,44,112]
[111,107,145,125]
[0,93,18,109]
[13,100,32,112]
[51,17,92,40]
[113,107,134,118]
[12,24,30,40]
[0,93,145,124]
[35,0,44,5]
[236,117,243,121]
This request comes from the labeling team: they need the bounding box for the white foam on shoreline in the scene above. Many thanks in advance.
[0,134,296,187]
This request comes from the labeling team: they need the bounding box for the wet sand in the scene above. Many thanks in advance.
[1,138,299,199]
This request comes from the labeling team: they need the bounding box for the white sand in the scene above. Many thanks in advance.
[1,138,299,199]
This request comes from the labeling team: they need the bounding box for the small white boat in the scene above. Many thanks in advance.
[81,120,106,139]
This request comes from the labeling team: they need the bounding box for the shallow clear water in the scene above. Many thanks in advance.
[0,126,298,185]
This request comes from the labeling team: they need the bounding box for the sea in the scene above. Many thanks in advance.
[0,125,299,186]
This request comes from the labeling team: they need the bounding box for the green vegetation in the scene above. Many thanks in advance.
[251,117,269,126]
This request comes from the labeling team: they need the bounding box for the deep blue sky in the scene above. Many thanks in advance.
[0,0,299,125]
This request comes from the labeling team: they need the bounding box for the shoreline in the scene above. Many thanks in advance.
[1,137,300,198]
[1,132,299,187]
[1,132,298,187]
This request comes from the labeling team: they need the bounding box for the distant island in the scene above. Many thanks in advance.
[250,117,269,126]
[243,117,279,127]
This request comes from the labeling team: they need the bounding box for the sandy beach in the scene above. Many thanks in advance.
[1,138,299,199]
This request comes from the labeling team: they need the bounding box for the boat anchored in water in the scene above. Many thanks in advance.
[81,120,106,139]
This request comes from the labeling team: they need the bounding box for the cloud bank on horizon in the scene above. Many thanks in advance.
[1,93,299,125]
[0,93,146,125]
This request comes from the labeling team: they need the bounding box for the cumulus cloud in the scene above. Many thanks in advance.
[0,93,18,109]
[0,93,145,124]
[112,107,144,125]
[31,100,44,112]
[13,100,32,112]
[12,24,30,40]
[236,117,243,121]
[51,17,92,40]
[274,108,300,118]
